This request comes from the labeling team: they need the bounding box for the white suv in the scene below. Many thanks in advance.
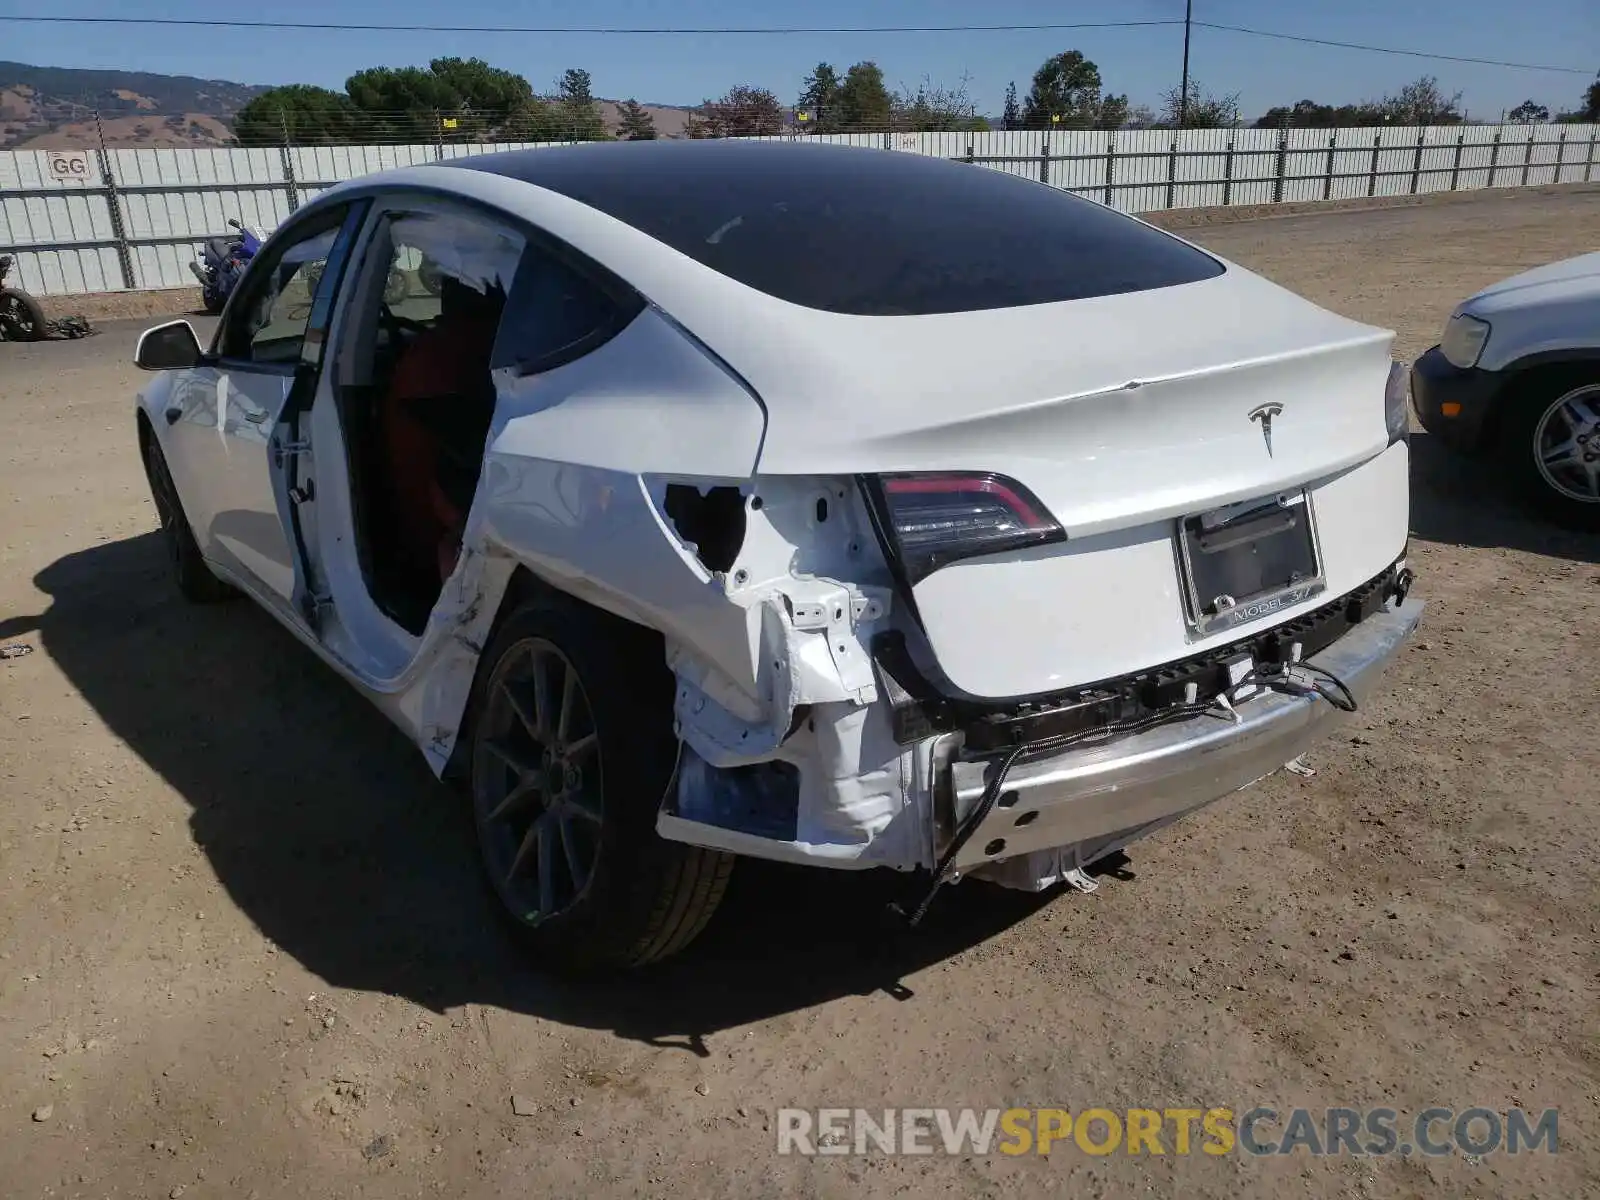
[1412,252,1600,527]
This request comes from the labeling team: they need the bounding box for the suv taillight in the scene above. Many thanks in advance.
[862,472,1066,585]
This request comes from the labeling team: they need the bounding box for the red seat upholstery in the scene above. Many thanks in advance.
[381,310,500,582]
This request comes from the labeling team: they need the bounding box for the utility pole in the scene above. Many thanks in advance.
[1178,0,1193,128]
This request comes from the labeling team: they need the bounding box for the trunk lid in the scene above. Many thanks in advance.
[734,264,1407,699]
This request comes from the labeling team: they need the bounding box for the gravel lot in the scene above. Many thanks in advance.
[2,187,1597,1199]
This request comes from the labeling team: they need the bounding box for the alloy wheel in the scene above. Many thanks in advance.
[472,638,604,925]
[1535,383,1600,504]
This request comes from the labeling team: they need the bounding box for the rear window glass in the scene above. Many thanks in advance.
[454,142,1224,316]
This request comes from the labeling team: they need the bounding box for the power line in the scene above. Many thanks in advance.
[5,12,1590,80]
[0,15,1184,35]
[1195,21,1594,75]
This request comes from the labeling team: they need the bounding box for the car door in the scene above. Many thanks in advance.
[168,202,366,616]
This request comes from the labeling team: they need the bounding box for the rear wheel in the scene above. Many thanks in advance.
[1501,368,1600,530]
[0,287,45,341]
[467,596,732,973]
[142,434,234,603]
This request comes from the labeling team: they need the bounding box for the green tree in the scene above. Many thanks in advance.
[699,85,785,137]
[1555,72,1600,122]
[1508,99,1549,124]
[836,61,893,131]
[1022,50,1103,128]
[343,57,535,141]
[797,62,842,132]
[616,98,657,140]
[429,57,534,116]
[1001,81,1020,130]
[234,84,361,145]
[1097,93,1130,130]
[497,97,565,142]
[554,68,608,140]
[345,64,457,140]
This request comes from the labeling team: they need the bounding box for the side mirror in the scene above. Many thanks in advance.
[135,320,203,371]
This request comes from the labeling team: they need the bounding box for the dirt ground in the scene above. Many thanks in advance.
[2,188,1597,1199]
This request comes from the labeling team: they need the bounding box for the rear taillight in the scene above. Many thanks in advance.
[863,472,1065,585]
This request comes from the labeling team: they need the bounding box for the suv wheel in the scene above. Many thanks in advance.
[1502,369,1600,530]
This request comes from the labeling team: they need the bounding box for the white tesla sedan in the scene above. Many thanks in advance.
[133,141,1422,970]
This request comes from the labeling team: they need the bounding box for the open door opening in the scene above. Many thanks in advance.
[333,209,524,635]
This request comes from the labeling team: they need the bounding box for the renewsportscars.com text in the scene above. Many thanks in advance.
[776,1106,1559,1158]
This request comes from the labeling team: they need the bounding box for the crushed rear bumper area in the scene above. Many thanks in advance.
[943,597,1424,877]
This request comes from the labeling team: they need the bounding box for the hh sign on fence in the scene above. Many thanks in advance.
[45,150,94,183]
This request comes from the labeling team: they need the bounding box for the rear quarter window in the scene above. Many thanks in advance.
[491,242,642,374]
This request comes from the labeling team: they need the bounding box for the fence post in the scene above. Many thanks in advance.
[1222,136,1235,206]
[1164,136,1178,209]
[279,108,299,214]
[1039,135,1050,185]
[1103,135,1115,206]
[1520,127,1535,186]
[1586,131,1597,183]
[965,141,974,164]
[433,109,444,161]
[1322,132,1336,201]
[92,110,135,291]
[1554,128,1568,183]
[1367,130,1381,197]
[1409,126,1426,194]
[1487,129,1502,187]
[1272,124,1288,204]
[1450,131,1465,191]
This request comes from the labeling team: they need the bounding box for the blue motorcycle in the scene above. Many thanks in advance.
[189,218,262,313]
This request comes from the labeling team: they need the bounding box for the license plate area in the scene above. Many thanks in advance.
[1177,490,1324,638]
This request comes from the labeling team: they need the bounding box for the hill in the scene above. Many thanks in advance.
[0,62,698,148]
[0,61,267,148]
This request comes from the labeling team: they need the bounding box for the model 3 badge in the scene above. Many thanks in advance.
[1249,402,1284,456]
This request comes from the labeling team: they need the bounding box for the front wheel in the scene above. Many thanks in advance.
[466,597,732,973]
[0,287,45,341]
[142,434,234,603]
[1501,370,1600,531]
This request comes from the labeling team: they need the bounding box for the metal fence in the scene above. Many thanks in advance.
[3,123,1598,298]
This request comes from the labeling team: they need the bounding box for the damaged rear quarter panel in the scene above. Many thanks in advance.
[416,307,915,869]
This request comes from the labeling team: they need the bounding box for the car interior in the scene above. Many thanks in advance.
[332,211,523,635]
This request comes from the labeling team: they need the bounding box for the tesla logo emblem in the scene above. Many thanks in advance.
[1249,403,1284,456]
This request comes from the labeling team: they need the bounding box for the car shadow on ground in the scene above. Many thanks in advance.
[0,532,1059,1051]
[1409,430,1600,560]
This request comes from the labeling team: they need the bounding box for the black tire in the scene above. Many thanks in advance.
[141,434,235,603]
[465,594,732,973]
[1499,366,1600,531]
[0,287,46,342]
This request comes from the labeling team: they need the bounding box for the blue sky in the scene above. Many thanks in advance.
[5,0,1596,121]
